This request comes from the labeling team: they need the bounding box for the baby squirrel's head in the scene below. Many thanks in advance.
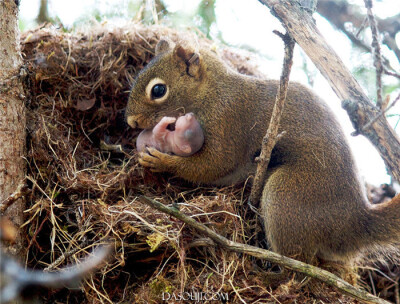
[126,39,204,130]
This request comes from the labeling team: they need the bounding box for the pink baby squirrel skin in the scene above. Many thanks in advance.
[136,113,204,156]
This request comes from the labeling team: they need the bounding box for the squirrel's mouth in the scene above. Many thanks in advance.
[152,111,187,131]
[166,122,176,131]
[162,113,185,131]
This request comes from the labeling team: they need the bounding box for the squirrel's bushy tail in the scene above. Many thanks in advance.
[366,194,400,249]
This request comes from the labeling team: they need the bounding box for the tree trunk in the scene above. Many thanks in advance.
[0,0,27,258]
[36,0,50,24]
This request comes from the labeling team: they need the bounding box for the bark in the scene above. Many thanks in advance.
[0,0,27,258]
[250,32,294,206]
[258,0,400,182]
[36,0,50,24]
[364,0,383,108]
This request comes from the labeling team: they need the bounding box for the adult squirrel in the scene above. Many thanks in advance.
[126,38,400,267]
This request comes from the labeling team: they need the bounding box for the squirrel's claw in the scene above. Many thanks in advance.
[138,152,159,171]
[138,147,177,172]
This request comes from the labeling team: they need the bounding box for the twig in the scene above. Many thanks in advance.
[384,67,400,80]
[364,0,384,108]
[359,92,400,134]
[44,246,81,271]
[0,182,28,214]
[249,32,294,207]
[338,25,398,76]
[317,1,400,65]
[382,32,400,65]
[139,196,391,304]
[0,244,111,303]
[355,16,368,38]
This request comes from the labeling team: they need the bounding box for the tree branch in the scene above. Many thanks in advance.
[249,32,294,206]
[317,0,400,64]
[364,0,383,108]
[258,0,400,182]
[139,196,391,304]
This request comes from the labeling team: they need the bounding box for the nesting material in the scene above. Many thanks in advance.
[20,23,397,303]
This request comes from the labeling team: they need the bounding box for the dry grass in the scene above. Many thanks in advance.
[19,23,399,303]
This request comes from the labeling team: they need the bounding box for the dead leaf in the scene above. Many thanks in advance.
[76,98,96,111]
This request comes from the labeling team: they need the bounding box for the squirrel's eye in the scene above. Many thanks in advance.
[151,84,167,99]
[145,78,169,104]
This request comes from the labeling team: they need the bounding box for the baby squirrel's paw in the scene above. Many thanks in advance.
[138,147,178,172]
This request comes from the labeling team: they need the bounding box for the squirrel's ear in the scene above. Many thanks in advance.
[155,39,175,56]
[175,45,201,78]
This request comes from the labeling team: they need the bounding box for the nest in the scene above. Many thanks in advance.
[20,23,399,303]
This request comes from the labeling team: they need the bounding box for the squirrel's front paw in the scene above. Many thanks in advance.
[138,147,177,172]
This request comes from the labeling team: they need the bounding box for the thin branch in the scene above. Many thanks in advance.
[249,32,294,206]
[364,0,383,108]
[360,92,400,134]
[336,25,397,75]
[44,247,81,271]
[139,196,391,304]
[384,67,400,80]
[317,1,400,77]
[355,16,368,38]
[317,0,400,64]
[0,182,28,214]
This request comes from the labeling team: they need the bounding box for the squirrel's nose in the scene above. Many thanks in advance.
[126,116,138,129]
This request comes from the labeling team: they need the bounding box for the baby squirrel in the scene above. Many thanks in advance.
[126,39,400,267]
[136,113,204,156]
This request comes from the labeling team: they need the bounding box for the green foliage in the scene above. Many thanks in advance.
[384,83,400,95]
[353,65,377,101]
[196,0,216,38]
[352,64,400,107]
[19,19,27,32]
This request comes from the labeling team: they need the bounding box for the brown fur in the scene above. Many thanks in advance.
[126,39,400,269]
